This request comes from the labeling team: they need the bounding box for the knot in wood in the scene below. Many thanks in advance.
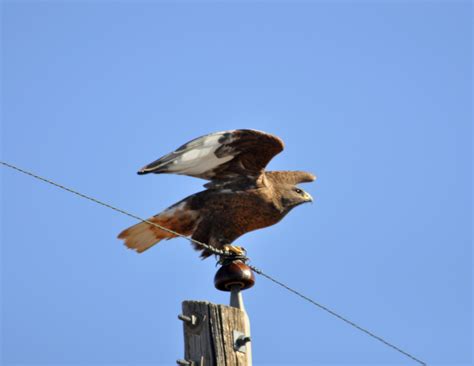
[214,260,255,291]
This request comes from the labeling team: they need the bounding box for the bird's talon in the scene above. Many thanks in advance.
[223,244,247,256]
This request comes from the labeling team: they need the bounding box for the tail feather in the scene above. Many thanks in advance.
[117,217,174,253]
[118,205,198,253]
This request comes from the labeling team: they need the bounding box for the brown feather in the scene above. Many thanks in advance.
[118,130,315,258]
[265,171,316,185]
[137,129,284,182]
[117,203,198,253]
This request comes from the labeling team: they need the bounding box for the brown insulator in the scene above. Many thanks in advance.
[214,260,255,292]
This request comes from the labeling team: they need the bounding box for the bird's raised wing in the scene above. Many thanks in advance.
[265,171,316,185]
[138,129,284,182]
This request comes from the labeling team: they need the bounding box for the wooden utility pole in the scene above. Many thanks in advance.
[177,257,255,366]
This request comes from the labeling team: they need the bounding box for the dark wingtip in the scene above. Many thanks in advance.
[137,164,154,175]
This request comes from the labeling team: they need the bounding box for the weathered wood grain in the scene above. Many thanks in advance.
[181,300,251,366]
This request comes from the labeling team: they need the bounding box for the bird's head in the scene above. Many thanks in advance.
[264,170,316,213]
[279,185,313,211]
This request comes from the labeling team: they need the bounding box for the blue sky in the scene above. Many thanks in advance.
[1,1,471,365]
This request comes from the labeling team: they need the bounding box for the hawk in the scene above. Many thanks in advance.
[118,129,315,258]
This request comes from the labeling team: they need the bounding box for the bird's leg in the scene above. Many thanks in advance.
[222,244,247,256]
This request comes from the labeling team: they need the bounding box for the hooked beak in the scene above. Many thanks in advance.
[303,191,313,203]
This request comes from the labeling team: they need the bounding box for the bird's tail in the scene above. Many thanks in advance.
[117,203,198,253]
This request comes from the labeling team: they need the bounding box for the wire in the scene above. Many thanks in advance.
[1,160,427,366]
[249,265,427,365]
[0,161,225,257]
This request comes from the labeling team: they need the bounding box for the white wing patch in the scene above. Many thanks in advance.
[164,133,234,176]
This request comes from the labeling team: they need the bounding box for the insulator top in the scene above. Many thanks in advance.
[214,260,255,292]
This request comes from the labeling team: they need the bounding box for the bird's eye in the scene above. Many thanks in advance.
[294,188,303,194]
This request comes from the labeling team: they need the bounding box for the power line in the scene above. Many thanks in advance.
[1,160,427,366]
[249,265,427,365]
[0,161,225,257]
